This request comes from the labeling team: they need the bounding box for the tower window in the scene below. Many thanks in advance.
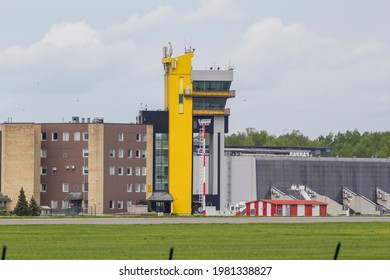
[193,97,227,110]
[192,81,231,92]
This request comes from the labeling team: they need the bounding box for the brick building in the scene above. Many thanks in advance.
[0,118,153,214]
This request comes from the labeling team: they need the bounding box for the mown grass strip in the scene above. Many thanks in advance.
[1,222,389,260]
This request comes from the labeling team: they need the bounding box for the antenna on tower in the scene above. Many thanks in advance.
[184,34,193,53]
[168,42,173,57]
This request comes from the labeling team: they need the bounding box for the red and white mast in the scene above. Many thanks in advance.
[198,119,210,215]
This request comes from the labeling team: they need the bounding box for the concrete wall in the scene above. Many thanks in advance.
[193,154,256,211]
[1,123,41,210]
[226,155,257,209]
[88,123,105,214]
[146,125,154,199]
[209,116,225,196]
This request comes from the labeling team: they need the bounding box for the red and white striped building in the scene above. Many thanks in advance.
[246,200,327,217]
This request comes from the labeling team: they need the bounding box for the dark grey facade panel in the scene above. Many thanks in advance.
[139,111,168,133]
[256,157,390,203]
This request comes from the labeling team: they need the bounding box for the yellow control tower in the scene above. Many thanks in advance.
[162,43,235,214]
[162,44,194,214]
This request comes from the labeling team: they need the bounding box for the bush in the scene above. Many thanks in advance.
[0,209,10,216]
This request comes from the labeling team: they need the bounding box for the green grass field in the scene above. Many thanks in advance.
[1,222,390,260]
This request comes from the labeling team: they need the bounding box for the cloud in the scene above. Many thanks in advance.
[227,17,390,137]
[41,21,100,48]
[0,5,174,123]
[1,3,389,137]
[181,0,244,22]
[0,21,140,93]
[102,5,174,43]
[234,17,389,92]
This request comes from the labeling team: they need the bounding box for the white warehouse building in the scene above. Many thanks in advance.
[192,147,390,216]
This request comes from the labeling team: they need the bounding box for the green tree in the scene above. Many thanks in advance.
[28,196,41,216]
[14,187,29,216]
[225,128,390,158]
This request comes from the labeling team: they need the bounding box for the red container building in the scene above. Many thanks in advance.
[246,200,327,217]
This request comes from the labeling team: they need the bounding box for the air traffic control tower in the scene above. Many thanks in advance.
[140,44,235,214]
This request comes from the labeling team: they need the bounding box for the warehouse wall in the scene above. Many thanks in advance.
[255,156,390,203]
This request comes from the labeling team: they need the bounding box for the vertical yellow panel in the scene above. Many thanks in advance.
[162,51,194,214]
[179,77,184,93]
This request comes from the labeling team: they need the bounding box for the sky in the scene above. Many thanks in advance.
[1,0,389,139]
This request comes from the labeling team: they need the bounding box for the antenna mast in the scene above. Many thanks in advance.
[198,118,211,215]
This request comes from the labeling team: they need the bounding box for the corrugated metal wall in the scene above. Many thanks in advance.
[256,156,390,203]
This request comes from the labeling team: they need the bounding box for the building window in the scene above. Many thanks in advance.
[83,132,88,141]
[155,133,169,191]
[179,94,184,104]
[136,133,141,142]
[135,167,141,176]
[142,133,147,142]
[109,149,115,158]
[41,166,47,175]
[82,200,88,209]
[118,148,124,158]
[156,202,165,212]
[127,201,132,208]
[41,132,47,141]
[40,183,47,192]
[117,200,123,209]
[82,148,89,158]
[82,166,88,175]
[41,148,47,158]
[62,200,69,209]
[127,167,132,176]
[52,167,57,175]
[193,97,227,110]
[73,185,79,192]
[62,183,69,192]
[118,166,123,176]
[82,183,88,192]
[109,200,114,209]
[192,80,231,92]
[142,149,146,158]
[135,183,141,192]
[127,149,132,158]
[63,132,69,141]
[109,166,115,175]
[118,132,124,141]
[141,184,146,193]
[127,184,132,192]
[51,200,58,209]
[74,132,80,141]
[142,167,146,176]
[135,150,141,158]
[52,132,58,141]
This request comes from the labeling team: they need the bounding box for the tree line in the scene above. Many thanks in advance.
[225,128,390,158]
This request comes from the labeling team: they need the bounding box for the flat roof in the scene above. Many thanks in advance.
[191,70,233,81]
[254,155,390,163]
[247,199,327,205]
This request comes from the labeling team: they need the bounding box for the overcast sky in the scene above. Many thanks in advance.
[1,0,389,138]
